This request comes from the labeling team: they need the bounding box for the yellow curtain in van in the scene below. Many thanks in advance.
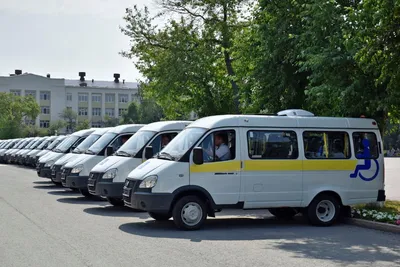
[344,134,349,157]
[323,133,328,158]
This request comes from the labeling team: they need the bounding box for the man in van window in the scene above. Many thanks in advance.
[161,135,171,149]
[206,132,231,161]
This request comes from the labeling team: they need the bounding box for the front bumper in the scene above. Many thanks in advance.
[65,175,89,189]
[39,167,52,178]
[122,179,173,212]
[377,190,386,202]
[91,181,124,198]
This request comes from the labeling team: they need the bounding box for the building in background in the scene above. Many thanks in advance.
[0,70,139,131]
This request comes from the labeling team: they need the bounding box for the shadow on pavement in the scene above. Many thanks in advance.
[119,218,400,265]
[83,206,148,218]
[33,185,61,190]
[33,181,53,184]
[57,197,107,205]
[47,190,79,196]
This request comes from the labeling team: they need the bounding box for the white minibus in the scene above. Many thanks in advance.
[123,110,385,230]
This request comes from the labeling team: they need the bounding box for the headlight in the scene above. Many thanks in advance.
[45,160,54,167]
[71,164,84,174]
[139,175,158,189]
[102,169,118,180]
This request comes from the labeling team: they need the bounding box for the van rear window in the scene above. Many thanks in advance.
[247,131,298,159]
[303,131,351,159]
[352,132,378,159]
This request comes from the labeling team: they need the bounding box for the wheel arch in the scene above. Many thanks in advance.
[171,186,217,217]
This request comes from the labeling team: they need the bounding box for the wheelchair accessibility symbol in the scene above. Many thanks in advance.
[350,139,379,182]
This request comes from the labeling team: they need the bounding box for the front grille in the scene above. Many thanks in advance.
[52,164,62,176]
[87,172,103,193]
[37,162,45,171]
[61,168,72,186]
[122,179,140,206]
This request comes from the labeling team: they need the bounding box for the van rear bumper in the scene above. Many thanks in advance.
[377,190,386,202]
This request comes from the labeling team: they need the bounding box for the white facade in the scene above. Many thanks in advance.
[0,71,139,131]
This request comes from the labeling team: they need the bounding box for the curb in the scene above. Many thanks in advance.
[345,218,400,234]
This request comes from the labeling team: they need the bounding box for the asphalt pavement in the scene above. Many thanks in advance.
[0,162,399,267]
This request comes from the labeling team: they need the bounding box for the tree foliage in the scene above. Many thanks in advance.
[76,120,90,131]
[0,93,40,139]
[60,108,77,132]
[121,100,164,124]
[48,120,66,135]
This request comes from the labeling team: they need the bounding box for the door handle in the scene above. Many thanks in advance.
[214,172,235,175]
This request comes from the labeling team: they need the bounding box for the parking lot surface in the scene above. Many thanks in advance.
[0,164,399,267]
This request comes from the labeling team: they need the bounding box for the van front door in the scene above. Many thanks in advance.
[190,129,241,205]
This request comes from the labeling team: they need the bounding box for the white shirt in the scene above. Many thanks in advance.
[216,144,231,161]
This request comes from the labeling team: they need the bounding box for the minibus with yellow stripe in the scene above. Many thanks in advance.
[123,109,385,230]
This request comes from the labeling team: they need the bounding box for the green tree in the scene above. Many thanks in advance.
[103,115,120,127]
[121,0,251,117]
[60,108,77,132]
[0,93,40,139]
[138,99,164,124]
[48,120,66,135]
[122,102,140,124]
[76,120,90,131]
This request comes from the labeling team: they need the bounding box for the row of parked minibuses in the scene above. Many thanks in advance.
[0,109,386,230]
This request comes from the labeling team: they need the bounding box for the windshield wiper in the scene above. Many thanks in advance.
[158,152,175,161]
[116,151,132,157]
[73,148,81,153]
[54,148,62,153]
[85,149,95,155]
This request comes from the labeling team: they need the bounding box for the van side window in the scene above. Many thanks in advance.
[110,134,133,151]
[150,132,178,156]
[352,132,378,159]
[248,131,298,159]
[200,130,235,162]
[303,131,350,159]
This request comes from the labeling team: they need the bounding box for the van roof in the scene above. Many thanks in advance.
[109,124,145,134]
[138,121,192,132]
[188,115,379,130]
[72,128,96,137]
[92,127,113,135]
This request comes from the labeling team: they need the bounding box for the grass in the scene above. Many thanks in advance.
[354,200,400,214]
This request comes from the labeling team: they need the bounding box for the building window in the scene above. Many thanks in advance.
[119,94,129,103]
[40,91,51,100]
[247,131,298,159]
[105,108,115,117]
[41,106,51,114]
[40,120,50,128]
[303,131,351,159]
[92,108,101,116]
[10,90,21,96]
[118,108,127,117]
[66,93,72,101]
[105,94,115,103]
[26,90,36,98]
[25,119,35,126]
[92,94,102,103]
[92,122,102,128]
[78,108,88,116]
[78,93,88,103]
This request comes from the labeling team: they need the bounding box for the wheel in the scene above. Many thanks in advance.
[107,197,124,206]
[148,212,171,221]
[307,194,341,226]
[172,196,207,230]
[269,208,298,220]
[79,188,92,197]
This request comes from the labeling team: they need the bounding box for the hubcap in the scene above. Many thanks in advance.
[181,202,202,226]
[316,200,335,223]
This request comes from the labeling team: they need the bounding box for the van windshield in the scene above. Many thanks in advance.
[37,140,49,150]
[73,134,101,153]
[47,138,64,150]
[86,132,117,155]
[54,136,80,153]
[115,130,155,157]
[160,127,206,160]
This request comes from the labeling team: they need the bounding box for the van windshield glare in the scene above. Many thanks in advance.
[160,127,206,160]
[116,130,155,156]
[73,134,101,153]
[86,132,117,154]
[54,136,80,153]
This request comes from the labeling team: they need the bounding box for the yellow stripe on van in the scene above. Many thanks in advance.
[190,161,241,173]
[244,160,302,171]
[303,160,357,171]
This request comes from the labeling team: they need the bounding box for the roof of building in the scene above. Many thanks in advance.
[65,79,139,90]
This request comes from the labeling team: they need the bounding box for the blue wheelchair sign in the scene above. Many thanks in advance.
[350,139,379,182]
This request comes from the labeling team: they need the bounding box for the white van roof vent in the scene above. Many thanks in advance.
[277,109,315,117]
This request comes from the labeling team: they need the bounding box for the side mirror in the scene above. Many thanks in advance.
[106,146,114,156]
[193,147,204,165]
[145,146,153,160]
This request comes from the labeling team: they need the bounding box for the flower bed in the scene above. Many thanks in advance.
[352,201,400,226]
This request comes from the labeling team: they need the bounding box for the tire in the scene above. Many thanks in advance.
[79,188,92,197]
[148,212,171,221]
[172,196,207,230]
[269,208,298,220]
[107,197,124,207]
[307,194,341,226]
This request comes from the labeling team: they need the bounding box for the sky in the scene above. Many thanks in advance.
[0,0,158,82]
